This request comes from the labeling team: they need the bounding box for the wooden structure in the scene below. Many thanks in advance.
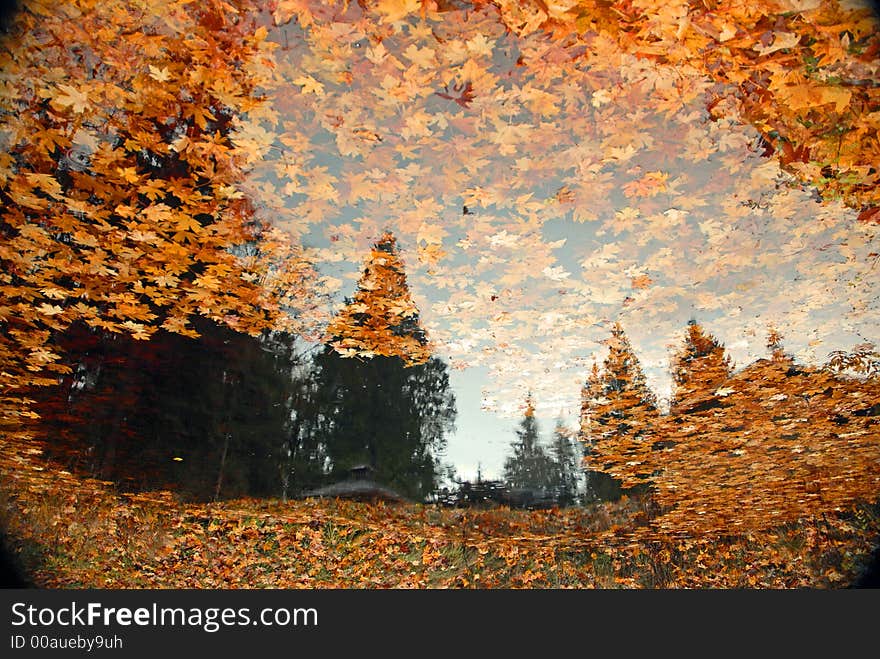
[301,464,410,503]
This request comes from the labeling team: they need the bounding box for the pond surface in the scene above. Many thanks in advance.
[2,1,879,507]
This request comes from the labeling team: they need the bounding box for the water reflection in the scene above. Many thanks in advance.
[499,395,580,507]
[28,232,460,503]
[245,0,880,477]
[29,316,459,502]
[25,231,584,506]
[2,0,879,519]
[30,318,308,501]
[292,230,457,501]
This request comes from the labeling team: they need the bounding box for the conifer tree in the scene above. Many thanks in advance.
[579,360,604,443]
[548,419,581,506]
[310,231,455,500]
[502,393,556,496]
[323,231,432,366]
[579,323,658,498]
[670,320,733,415]
[766,325,792,364]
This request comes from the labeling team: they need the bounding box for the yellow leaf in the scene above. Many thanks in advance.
[24,173,63,199]
[117,167,140,184]
[375,0,421,23]
[37,303,65,316]
[402,44,435,68]
[753,32,800,56]
[39,287,68,300]
[148,65,171,82]
[775,82,851,113]
[51,84,90,113]
[817,86,852,113]
[293,75,325,96]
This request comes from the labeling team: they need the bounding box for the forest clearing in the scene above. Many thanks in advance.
[2,431,878,589]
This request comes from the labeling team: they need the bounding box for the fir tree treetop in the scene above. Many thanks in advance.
[324,231,432,366]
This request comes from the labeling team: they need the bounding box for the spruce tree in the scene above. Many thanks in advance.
[548,419,581,506]
[670,320,733,415]
[579,323,658,499]
[766,325,791,364]
[323,231,432,365]
[502,394,556,499]
[309,232,455,500]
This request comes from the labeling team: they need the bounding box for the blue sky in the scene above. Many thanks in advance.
[242,2,880,480]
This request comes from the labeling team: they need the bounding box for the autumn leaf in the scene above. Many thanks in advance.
[857,206,880,224]
[51,84,90,113]
[0,0,324,430]
[293,75,325,96]
[630,275,653,290]
[753,31,801,56]
[274,0,314,27]
[773,81,852,114]
[148,65,171,82]
[375,0,421,24]
[435,81,476,108]
[24,173,63,198]
[2,0,879,571]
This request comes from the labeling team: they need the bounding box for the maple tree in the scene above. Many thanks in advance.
[0,0,322,428]
[492,0,880,219]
